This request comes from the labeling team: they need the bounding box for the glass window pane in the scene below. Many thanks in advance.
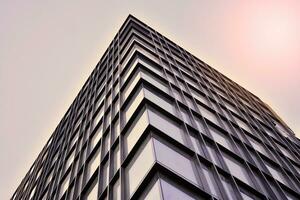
[209,126,233,152]
[206,143,220,166]
[240,189,255,200]
[122,58,139,84]
[66,149,75,170]
[265,162,288,185]
[105,110,111,129]
[123,72,141,100]
[126,139,155,197]
[124,108,149,155]
[220,175,236,200]
[252,171,268,197]
[194,117,207,135]
[143,180,162,200]
[101,160,109,192]
[94,105,104,127]
[124,87,144,122]
[190,134,203,156]
[180,107,192,125]
[46,170,53,186]
[83,178,98,200]
[141,71,169,94]
[148,109,185,145]
[161,179,196,200]
[59,172,70,198]
[102,133,110,158]
[86,147,100,181]
[112,179,121,200]
[144,88,176,115]
[113,145,120,174]
[276,144,295,162]
[90,126,102,150]
[185,95,196,111]
[140,58,163,76]
[247,136,268,157]
[190,87,208,106]
[113,98,120,116]
[76,172,83,198]
[223,153,253,186]
[224,101,239,115]
[29,186,36,199]
[113,119,120,142]
[153,139,198,185]
[106,93,112,108]
[284,189,299,200]
[198,104,219,126]
[233,116,252,134]
[173,88,183,102]
[202,165,220,197]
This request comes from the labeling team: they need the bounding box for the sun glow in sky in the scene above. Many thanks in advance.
[232,1,300,72]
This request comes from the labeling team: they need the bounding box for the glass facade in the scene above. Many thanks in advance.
[12,15,300,200]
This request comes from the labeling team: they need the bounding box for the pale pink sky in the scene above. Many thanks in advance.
[0,0,299,199]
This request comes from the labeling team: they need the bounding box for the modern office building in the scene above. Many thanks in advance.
[12,15,300,200]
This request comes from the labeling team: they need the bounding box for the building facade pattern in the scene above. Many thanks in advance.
[12,15,300,200]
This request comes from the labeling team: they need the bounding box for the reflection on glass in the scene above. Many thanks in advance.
[124,87,144,122]
[144,88,175,115]
[59,172,70,198]
[83,178,98,200]
[220,175,235,200]
[101,160,109,192]
[113,119,120,141]
[113,145,120,174]
[210,127,233,152]
[202,165,220,197]
[126,139,155,197]
[123,72,141,100]
[233,116,252,134]
[94,105,104,128]
[140,58,163,76]
[105,110,111,129]
[190,134,203,156]
[141,71,169,94]
[148,109,185,145]
[180,107,192,125]
[112,179,121,200]
[90,126,102,151]
[247,136,268,157]
[185,95,196,111]
[76,172,83,198]
[102,133,110,158]
[124,109,149,155]
[191,87,207,106]
[276,144,295,162]
[265,163,288,185]
[143,180,162,200]
[198,105,219,126]
[66,149,75,170]
[153,139,198,185]
[240,189,255,200]
[206,144,220,166]
[113,98,120,116]
[194,117,207,135]
[122,58,139,84]
[223,154,252,186]
[86,148,100,182]
[161,179,196,200]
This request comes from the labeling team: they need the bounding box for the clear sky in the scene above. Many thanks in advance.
[0,0,299,199]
